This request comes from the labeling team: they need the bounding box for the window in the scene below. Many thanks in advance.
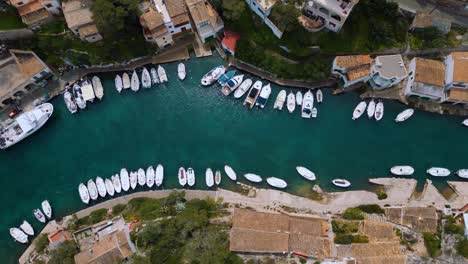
[39,70,48,76]
[170,30,174,33]
[319,7,329,15]
[329,22,336,27]
[45,3,52,8]
[330,13,341,21]
[257,7,264,14]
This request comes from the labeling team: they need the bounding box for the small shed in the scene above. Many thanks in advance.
[221,31,240,56]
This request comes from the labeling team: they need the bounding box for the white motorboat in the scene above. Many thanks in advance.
[78,183,90,204]
[296,91,303,106]
[73,83,86,109]
[33,209,46,223]
[287,92,296,113]
[0,103,53,150]
[112,174,122,193]
[155,164,164,187]
[187,167,195,186]
[352,101,367,120]
[332,179,351,188]
[96,177,107,198]
[224,165,236,181]
[130,171,138,190]
[244,173,262,183]
[375,101,384,121]
[426,167,450,177]
[456,169,468,179]
[296,166,316,181]
[122,72,131,89]
[215,170,221,185]
[120,168,130,192]
[151,68,159,85]
[105,178,115,197]
[274,90,286,110]
[312,107,318,118]
[243,80,262,109]
[266,177,287,189]
[390,166,415,176]
[395,109,414,122]
[138,168,146,186]
[301,90,314,119]
[87,179,98,200]
[205,168,214,187]
[158,65,168,83]
[256,84,271,109]
[201,66,225,86]
[367,100,375,119]
[131,70,140,92]
[234,79,252,99]
[178,62,186,80]
[178,167,187,186]
[20,221,34,236]
[64,90,77,114]
[316,89,323,104]
[221,74,244,96]
[146,166,155,188]
[463,119,468,127]
[115,75,123,93]
[80,79,95,103]
[141,67,152,88]
[10,228,28,244]
[92,76,104,100]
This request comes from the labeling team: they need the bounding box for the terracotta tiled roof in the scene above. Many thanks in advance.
[48,230,72,243]
[335,55,372,69]
[78,24,99,37]
[221,31,240,53]
[414,57,445,87]
[232,209,289,232]
[74,230,133,264]
[229,228,289,253]
[62,0,95,29]
[140,9,164,31]
[452,52,468,83]
[346,65,371,81]
[447,88,468,102]
[166,0,186,17]
[10,49,45,77]
[171,13,190,26]
[411,12,433,28]
[17,0,44,16]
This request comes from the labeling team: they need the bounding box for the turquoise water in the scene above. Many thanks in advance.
[1,55,467,262]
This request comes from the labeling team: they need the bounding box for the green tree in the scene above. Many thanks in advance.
[270,3,300,32]
[342,208,364,220]
[423,232,441,257]
[457,238,468,258]
[48,241,78,264]
[91,0,139,36]
[34,234,49,253]
[222,0,246,21]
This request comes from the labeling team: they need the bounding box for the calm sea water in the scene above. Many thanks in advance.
[1,55,467,262]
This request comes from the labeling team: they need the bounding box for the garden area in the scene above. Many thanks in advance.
[0,6,26,30]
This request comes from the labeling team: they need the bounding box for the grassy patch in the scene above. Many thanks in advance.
[332,220,359,235]
[342,208,365,220]
[34,234,49,253]
[444,216,464,235]
[77,208,108,226]
[357,204,385,214]
[0,8,26,30]
[423,232,441,257]
[457,238,468,258]
[334,234,369,244]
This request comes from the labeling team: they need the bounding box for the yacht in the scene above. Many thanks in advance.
[266,177,287,189]
[367,100,375,119]
[234,79,252,99]
[10,228,28,244]
[224,165,237,181]
[92,76,104,100]
[41,200,52,219]
[390,166,415,176]
[138,168,146,186]
[87,179,98,200]
[187,167,195,186]
[221,74,244,96]
[105,178,115,196]
[120,168,130,192]
[96,177,107,198]
[456,169,468,179]
[141,67,152,88]
[215,170,221,185]
[316,89,323,103]
[332,179,351,188]
[78,183,90,204]
[33,209,46,223]
[205,168,214,187]
[146,166,155,188]
[296,166,316,181]
[274,90,286,110]
[73,83,86,109]
[217,70,235,86]
[155,164,164,187]
[131,70,140,92]
[112,174,122,193]
[151,68,159,85]
[352,101,367,120]
[201,66,225,86]
[243,80,262,109]
[463,119,468,127]
[426,167,450,177]
[312,108,318,118]
[178,62,186,80]
[130,171,138,189]
[287,92,296,113]
[244,173,262,183]
[296,91,303,106]
[122,72,131,89]
[375,101,384,121]
[158,65,168,83]
[64,89,77,114]
[395,109,414,122]
[80,79,95,103]
[115,74,123,93]
[255,84,271,109]
[0,103,53,150]
[20,221,34,236]
[301,90,314,119]
[178,167,187,186]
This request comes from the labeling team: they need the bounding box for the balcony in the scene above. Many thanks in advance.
[299,14,325,32]
[21,8,50,25]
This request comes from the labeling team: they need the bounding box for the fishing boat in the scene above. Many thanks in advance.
[234,79,252,99]
[316,89,323,104]
[296,91,303,106]
[178,63,186,80]
[120,168,130,192]
[274,90,286,110]
[131,70,140,92]
[96,177,107,198]
[367,100,375,119]
[73,83,86,109]
[105,178,115,196]
[141,67,152,88]
[244,173,262,183]
[375,101,384,121]
[20,221,34,236]
[217,70,235,86]
[201,66,225,86]
[115,75,123,93]
[426,167,450,177]
[155,164,164,187]
[243,80,262,109]
[122,72,131,89]
[390,166,414,176]
[296,166,316,181]
[158,65,168,83]
[205,168,214,187]
[78,183,90,204]
[301,90,314,119]
[33,209,46,223]
[463,119,468,127]
[266,177,287,189]
[10,228,28,244]
[256,84,271,109]
[187,167,195,186]
[151,68,159,85]
[138,168,146,186]
[224,165,236,181]
[41,200,52,219]
[456,169,468,179]
[312,108,318,118]
[215,170,221,185]
[80,79,95,103]
[87,179,98,200]
[287,92,296,113]
[332,179,351,188]
[352,101,367,120]
[146,166,155,188]
[63,90,77,114]
[130,171,138,190]
[221,74,244,96]
[178,167,187,186]
[395,109,414,122]
[112,174,122,193]
[92,76,104,100]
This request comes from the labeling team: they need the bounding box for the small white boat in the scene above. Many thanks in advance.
[10,228,28,244]
[456,169,468,179]
[234,79,252,99]
[426,167,450,177]
[224,165,236,181]
[274,90,286,110]
[155,164,164,187]
[266,177,287,189]
[131,70,140,92]
[146,166,155,188]
[256,84,271,108]
[73,83,86,109]
[352,101,367,120]
[206,168,214,187]
[375,101,384,121]
[138,168,146,186]
[115,75,123,93]
[296,166,316,181]
[178,167,187,186]
[367,100,375,119]
[92,76,104,100]
[215,170,221,185]
[301,90,314,119]
[187,167,195,186]
[312,107,318,118]
[332,179,351,188]
[287,92,296,113]
[244,173,262,183]
[95,177,107,197]
[158,65,168,83]
[151,68,159,85]
[80,79,95,103]
[122,72,131,89]
[87,179,98,200]
[141,67,152,88]
[390,166,414,176]
[105,178,115,196]
[201,66,225,86]
[463,119,468,127]
[130,171,138,190]
[33,209,46,223]
[221,74,244,96]
[178,63,186,80]
[395,109,414,122]
[316,89,323,104]
[244,80,262,109]
[120,168,130,192]
[20,221,34,236]
[64,90,77,114]
[112,174,122,193]
[296,91,303,106]
[78,183,90,204]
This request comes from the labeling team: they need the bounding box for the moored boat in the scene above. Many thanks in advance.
[221,74,244,96]
[274,90,286,110]
[224,165,236,181]
[287,92,296,113]
[215,170,221,185]
[178,62,186,80]
[115,75,123,93]
[131,70,140,92]
[244,173,262,183]
[64,90,77,114]
[10,228,28,244]
[120,168,130,192]
[96,177,107,198]
[187,167,195,186]
[92,76,104,100]
[352,101,367,120]
[266,177,287,189]
[146,166,155,188]
[296,91,303,106]
[87,179,98,200]
[20,221,34,236]
[367,100,375,119]
[201,66,225,86]
[112,174,122,193]
[141,67,152,88]
[426,167,450,177]
[33,209,46,223]
[312,108,318,118]
[122,72,131,89]
[296,166,316,181]
[73,83,86,109]
[158,65,168,83]
[130,171,138,190]
[41,200,52,219]
[80,79,95,103]
[155,164,164,187]
[332,179,351,188]
[255,84,271,109]
[234,79,252,99]
[243,80,262,109]
[217,70,235,86]
[78,183,90,204]
[178,167,187,186]
[301,90,314,119]
[138,168,146,186]
[316,89,323,104]
[151,68,159,85]
[205,168,214,187]
[105,178,115,196]
[463,119,468,127]
[390,166,414,176]
[395,109,414,122]
[375,101,384,121]
[456,169,468,179]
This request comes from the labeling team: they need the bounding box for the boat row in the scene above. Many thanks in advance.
[389,165,468,178]
[10,200,52,244]
[63,76,104,114]
[114,64,171,93]
[353,100,416,122]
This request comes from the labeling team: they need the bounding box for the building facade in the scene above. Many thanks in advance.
[444,52,468,105]
[404,57,446,101]
[62,0,102,43]
[303,0,358,32]
[368,55,408,90]
[331,55,372,88]
[185,0,224,43]
[8,0,61,27]
[244,0,275,20]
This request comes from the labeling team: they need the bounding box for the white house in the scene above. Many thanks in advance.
[368,55,408,90]
[303,0,359,32]
[244,0,283,38]
[404,57,446,101]
[444,52,468,105]
[331,55,372,88]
